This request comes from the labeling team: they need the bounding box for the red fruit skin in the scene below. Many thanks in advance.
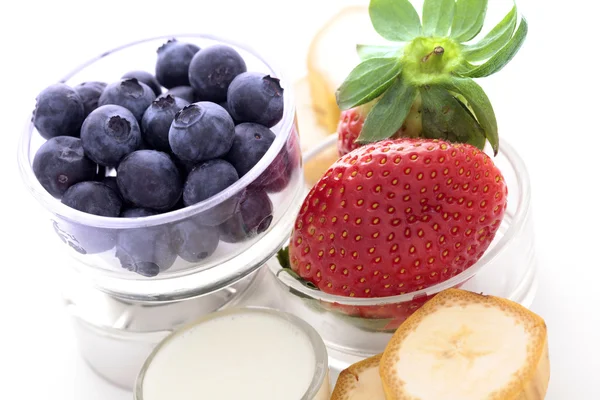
[336,108,365,157]
[290,138,507,298]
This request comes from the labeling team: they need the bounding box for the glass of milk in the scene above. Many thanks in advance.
[135,307,330,400]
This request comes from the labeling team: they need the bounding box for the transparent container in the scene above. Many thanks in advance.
[134,307,330,400]
[269,134,538,372]
[17,34,305,301]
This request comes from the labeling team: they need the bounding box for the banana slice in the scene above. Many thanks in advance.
[380,289,550,400]
[307,6,388,133]
[331,354,386,400]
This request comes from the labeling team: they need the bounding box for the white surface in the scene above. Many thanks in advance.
[1,0,599,399]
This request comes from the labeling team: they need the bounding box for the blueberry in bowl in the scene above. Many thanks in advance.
[227,73,284,128]
[121,71,162,97]
[33,83,85,139]
[18,34,303,300]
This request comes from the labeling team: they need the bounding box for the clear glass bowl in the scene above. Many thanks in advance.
[17,34,305,301]
[268,134,538,371]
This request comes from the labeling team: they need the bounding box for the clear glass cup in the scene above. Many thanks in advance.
[134,307,330,400]
[17,34,305,301]
[269,134,538,372]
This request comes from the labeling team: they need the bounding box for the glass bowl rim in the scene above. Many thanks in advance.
[17,33,296,229]
[133,306,329,400]
[271,134,532,306]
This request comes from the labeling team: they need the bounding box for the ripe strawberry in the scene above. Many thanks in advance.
[289,138,507,298]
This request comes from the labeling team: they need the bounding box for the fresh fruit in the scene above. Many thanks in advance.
[98,78,156,121]
[61,181,122,217]
[219,189,273,243]
[74,81,107,118]
[121,208,159,218]
[33,83,85,139]
[169,102,235,163]
[334,0,528,155]
[226,123,276,177]
[141,94,190,153]
[122,70,162,97]
[101,176,124,201]
[116,226,177,277]
[227,72,284,127]
[330,354,385,400]
[166,86,197,103]
[117,150,182,211]
[337,101,421,156]
[289,138,507,298]
[80,105,142,167]
[188,44,247,102]
[183,159,239,206]
[172,220,220,262]
[155,39,201,89]
[32,136,97,198]
[379,289,550,400]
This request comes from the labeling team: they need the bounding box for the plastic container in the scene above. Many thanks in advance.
[269,134,538,372]
[134,307,330,400]
[17,34,304,301]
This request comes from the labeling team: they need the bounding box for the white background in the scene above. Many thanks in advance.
[1,0,598,398]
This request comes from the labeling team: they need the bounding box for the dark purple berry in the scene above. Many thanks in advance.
[188,45,247,102]
[80,105,142,167]
[122,71,162,97]
[169,102,235,163]
[172,220,219,262]
[227,73,284,127]
[141,95,189,153]
[156,39,201,89]
[219,189,273,243]
[117,150,182,211]
[33,136,97,198]
[98,78,155,121]
[116,226,176,277]
[226,123,275,177]
[74,81,107,118]
[61,181,122,217]
[33,83,85,139]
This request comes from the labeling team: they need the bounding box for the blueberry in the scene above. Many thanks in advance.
[98,78,156,121]
[120,207,159,218]
[155,39,201,89]
[61,181,122,217]
[74,81,107,118]
[183,159,240,225]
[116,226,176,277]
[117,150,182,211]
[227,73,284,128]
[32,136,97,198]
[166,86,197,103]
[226,123,275,178]
[121,70,162,97]
[80,105,142,167]
[219,189,273,243]
[172,220,219,262]
[188,45,247,102]
[33,83,85,139]
[141,95,189,153]
[52,218,116,255]
[102,176,125,201]
[253,145,294,193]
[169,102,235,163]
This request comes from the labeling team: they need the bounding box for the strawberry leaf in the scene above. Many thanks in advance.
[357,44,404,61]
[422,0,456,37]
[463,5,518,62]
[276,246,290,269]
[420,85,486,150]
[357,76,417,144]
[369,0,422,42]
[451,0,488,42]
[442,77,499,154]
[461,17,528,78]
[336,57,402,110]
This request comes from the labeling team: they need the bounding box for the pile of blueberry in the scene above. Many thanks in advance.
[31,39,293,277]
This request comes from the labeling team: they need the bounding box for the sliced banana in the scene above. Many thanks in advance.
[331,354,386,400]
[380,289,550,400]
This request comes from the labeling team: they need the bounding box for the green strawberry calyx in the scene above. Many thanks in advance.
[335,0,528,155]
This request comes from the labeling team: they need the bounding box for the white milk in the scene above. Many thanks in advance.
[140,309,328,400]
